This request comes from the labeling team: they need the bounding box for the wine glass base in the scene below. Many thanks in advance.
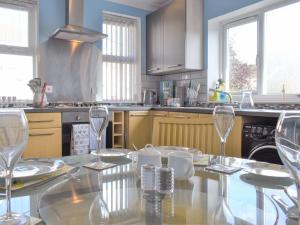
[0,213,30,225]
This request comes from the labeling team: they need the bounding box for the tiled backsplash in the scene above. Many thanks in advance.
[141,70,207,104]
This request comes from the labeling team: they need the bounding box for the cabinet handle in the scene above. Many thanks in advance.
[153,114,167,117]
[29,120,54,123]
[147,67,160,72]
[130,114,148,117]
[174,116,187,118]
[29,132,55,137]
[167,64,183,69]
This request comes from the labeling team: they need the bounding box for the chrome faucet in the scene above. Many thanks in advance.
[209,88,233,104]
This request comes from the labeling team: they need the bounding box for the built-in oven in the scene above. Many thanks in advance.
[61,111,112,156]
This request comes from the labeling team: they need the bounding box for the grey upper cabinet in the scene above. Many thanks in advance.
[163,0,185,73]
[146,10,164,74]
[146,0,203,75]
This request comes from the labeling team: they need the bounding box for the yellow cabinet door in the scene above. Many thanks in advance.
[23,128,62,158]
[126,111,152,150]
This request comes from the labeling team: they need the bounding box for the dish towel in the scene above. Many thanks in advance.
[71,124,90,155]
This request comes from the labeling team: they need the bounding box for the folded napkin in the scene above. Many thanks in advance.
[83,162,116,171]
[0,165,74,191]
[193,155,210,166]
[71,124,90,155]
[205,164,242,174]
[30,216,42,225]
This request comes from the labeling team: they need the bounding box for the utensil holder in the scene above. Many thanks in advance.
[33,92,47,108]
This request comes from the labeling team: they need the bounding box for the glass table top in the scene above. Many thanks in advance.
[0,154,297,225]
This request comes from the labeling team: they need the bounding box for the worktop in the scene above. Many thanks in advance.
[22,106,282,118]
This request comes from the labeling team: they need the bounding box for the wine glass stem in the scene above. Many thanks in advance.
[5,169,12,218]
[220,140,226,165]
[220,141,226,157]
[97,136,102,164]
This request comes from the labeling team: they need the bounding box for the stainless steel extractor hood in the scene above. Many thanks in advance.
[52,0,107,43]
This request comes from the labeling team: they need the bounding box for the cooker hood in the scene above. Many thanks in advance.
[52,0,107,43]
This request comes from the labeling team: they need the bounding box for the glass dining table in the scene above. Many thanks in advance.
[0,152,297,225]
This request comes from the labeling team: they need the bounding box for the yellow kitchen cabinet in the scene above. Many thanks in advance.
[23,113,62,158]
[125,111,152,150]
[152,117,221,155]
[152,113,243,157]
[168,112,199,119]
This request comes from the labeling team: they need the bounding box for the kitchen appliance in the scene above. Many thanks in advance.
[242,123,282,164]
[52,0,107,43]
[61,109,112,156]
[143,90,157,106]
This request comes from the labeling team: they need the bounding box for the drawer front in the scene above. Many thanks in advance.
[23,128,62,158]
[26,113,61,129]
[168,112,199,119]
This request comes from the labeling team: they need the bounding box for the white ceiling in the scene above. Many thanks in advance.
[107,0,171,11]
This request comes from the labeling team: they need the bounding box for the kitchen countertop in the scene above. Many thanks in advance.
[22,106,283,117]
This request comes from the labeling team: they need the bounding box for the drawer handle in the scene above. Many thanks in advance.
[175,116,187,118]
[167,64,183,69]
[29,132,55,137]
[130,114,148,117]
[153,114,167,117]
[147,67,160,72]
[29,120,54,123]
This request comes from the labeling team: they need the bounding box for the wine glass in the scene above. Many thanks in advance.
[89,106,109,169]
[213,175,235,225]
[213,106,235,166]
[276,111,300,217]
[0,109,29,225]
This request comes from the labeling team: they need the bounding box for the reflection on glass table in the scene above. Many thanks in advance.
[0,154,295,225]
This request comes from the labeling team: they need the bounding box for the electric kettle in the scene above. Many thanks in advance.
[143,90,157,106]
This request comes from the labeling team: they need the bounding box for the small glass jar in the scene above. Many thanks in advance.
[240,91,254,109]
[155,167,174,194]
[141,164,156,192]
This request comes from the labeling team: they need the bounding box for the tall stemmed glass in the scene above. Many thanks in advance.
[276,111,300,222]
[213,175,235,225]
[213,106,235,166]
[89,106,109,169]
[0,109,29,225]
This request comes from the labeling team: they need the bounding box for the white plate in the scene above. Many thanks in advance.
[91,149,129,157]
[0,160,64,181]
[243,162,292,183]
[155,146,199,158]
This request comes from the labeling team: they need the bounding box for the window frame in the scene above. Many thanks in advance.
[220,0,300,101]
[0,0,37,78]
[101,11,142,103]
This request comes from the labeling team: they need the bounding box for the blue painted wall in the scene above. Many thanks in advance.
[39,0,66,43]
[203,0,262,69]
[39,0,150,73]
[39,0,263,73]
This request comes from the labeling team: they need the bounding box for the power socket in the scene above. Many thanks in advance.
[45,85,53,93]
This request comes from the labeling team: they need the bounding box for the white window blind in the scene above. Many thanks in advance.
[101,13,141,102]
[0,0,37,100]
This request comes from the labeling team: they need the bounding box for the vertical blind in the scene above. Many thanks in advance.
[102,13,141,102]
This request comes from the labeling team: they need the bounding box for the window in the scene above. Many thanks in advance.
[0,1,37,100]
[222,1,300,96]
[101,12,141,102]
[224,18,258,92]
